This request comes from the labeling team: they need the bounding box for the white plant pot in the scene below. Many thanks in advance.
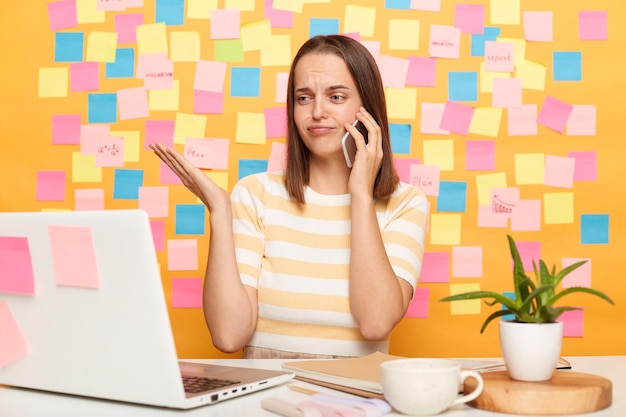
[499,320,563,382]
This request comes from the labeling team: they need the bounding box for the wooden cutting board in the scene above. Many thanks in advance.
[463,370,612,415]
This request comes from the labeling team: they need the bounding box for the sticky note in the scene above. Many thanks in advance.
[440,101,474,136]
[429,24,461,59]
[272,0,303,12]
[405,287,429,318]
[523,11,552,42]
[170,31,201,62]
[390,123,412,154]
[48,225,100,289]
[497,37,526,66]
[580,214,609,244]
[171,278,203,308]
[52,115,81,145]
[492,77,522,108]
[389,19,420,51]
[236,112,266,144]
[38,68,68,98]
[71,152,102,183]
[566,105,596,136]
[489,0,520,25]
[568,151,597,181]
[137,53,173,90]
[447,283,481,315]
[477,205,507,228]
[214,39,244,62]
[150,220,166,251]
[174,112,207,145]
[407,56,436,87]
[75,189,105,211]
[468,107,502,138]
[475,172,506,206]
[94,135,124,167]
[380,55,409,89]
[175,204,205,235]
[544,155,575,189]
[267,142,287,172]
[553,52,582,81]
[113,169,144,199]
[194,60,227,93]
[118,87,149,120]
[55,32,84,62]
[470,26,500,56]
[156,0,184,25]
[455,3,484,34]
[420,252,450,283]
[187,0,217,18]
[423,139,454,171]
[167,239,199,271]
[241,19,272,51]
[37,171,66,201]
[136,23,168,55]
[537,96,573,134]
[81,121,110,155]
[514,153,544,185]
[145,120,175,149]
[210,9,240,39]
[260,34,292,67]
[264,107,287,139]
[515,240,541,272]
[88,93,117,123]
[544,192,574,224]
[0,237,35,295]
[385,87,417,120]
[420,103,449,135]
[465,140,495,171]
[86,32,118,63]
[510,199,540,231]
[112,130,140,163]
[452,246,482,278]
[114,13,144,44]
[479,62,510,94]
[429,213,461,245]
[579,11,607,41]
[230,67,260,97]
[159,160,183,185]
[560,309,584,337]
[48,0,78,30]
[106,48,135,78]
[507,104,538,136]
[264,0,294,28]
[0,301,30,367]
[194,91,224,114]
[515,60,546,91]
[310,18,338,37]
[206,172,229,190]
[184,138,230,169]
[139,186,169,218]
[76,0,105,24]
[484,41,514,72]
[561,258,591,288]
[490,187,519,217]
[238,159,268,180]
[410,0,440,12]
[437,181,466,212]
[344,5,376,37]
[394,158,421,184]
[409,164,440,196]
[149,80,180,111]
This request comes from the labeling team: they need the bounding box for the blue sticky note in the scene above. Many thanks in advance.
[175,204,205,235]
[385,0,411,9]
[390,123,412,155]
[88,93,117,123]
[448,72,478,102]
[309,18,339,38]
[470,27,500,57]
[113,169,144,200]
[239,159,268,180]
[436,181,467,212]
[156,0,184,26]
[580,214,609,244]
[230,67,261,97]
[553,52,582,81]
[55,32,84,62]
[501,292,516,321]
[106,48,135,78]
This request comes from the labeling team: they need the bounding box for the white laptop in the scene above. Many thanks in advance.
[0,209,294,409]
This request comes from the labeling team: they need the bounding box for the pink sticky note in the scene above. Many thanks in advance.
[264,0,293,28]
[167,239,198,271]
[379,55,409,89]
[510,199,541,231]
[267,142,287,172]
[515,241,541,272]
[440,101,474,136]
[75,189,105,211]
[492,78,522,108]
[264,107,287,139]
[411,0,440,12]
[560,309,584,337]
[409,164,440,196]
[452,246,482,278]
[137,53,173,90]
[561,258,591,288]
[407,56,436,87]
[0,301,30,367]
[491,187,520,218]
[484,41,515,72]
[139,186,169,218]
[159,160,183,185]
[420,103,450,135]
[37,171,66,201]
[118,87,149,120]
[171,278,203,308]
[455,4,484,34]
[544,155,575,189]
[568,151,597,181]
[507,104,538,136]
[466,140,495,171]
[393,158,421,183]
[405,287,430,318]
[150,220,165,251]
[81,124,110,155]
[47,0,77,31]
[275,72,289,103]
[579,11,608,41]
[145,120,175,149]
[115,13,143,43]
[184,138,229,170]
[566,105,596,136]
[0,237,35,295]
[429,25,461,59]
[210,9,241,39]
[194,60,227,93]
[420,252,450,283]
[194,91,224,114]
[48,225,100,289]
[52,114,81,145]
[95,136,124,167]
[70,62,99,92]
[97,0,127,11]
[477,205,507,228]
[537,96,573,134]
[361,41,381,63]
[523,11,553,42]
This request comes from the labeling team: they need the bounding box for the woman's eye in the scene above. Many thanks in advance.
[297,96,310,103]
[330,94,345,102]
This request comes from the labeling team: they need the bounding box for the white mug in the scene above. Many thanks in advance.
[380,358,484,416]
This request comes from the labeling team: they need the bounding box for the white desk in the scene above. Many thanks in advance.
[1,356,624,417]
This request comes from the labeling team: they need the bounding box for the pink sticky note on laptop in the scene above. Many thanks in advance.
[0,237,35,295]
[0,301,30,367]
[48,225,101,289]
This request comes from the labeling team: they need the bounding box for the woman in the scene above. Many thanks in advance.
[151,35,428,359]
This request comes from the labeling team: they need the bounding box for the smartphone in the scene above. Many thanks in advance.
[341,120,369,168]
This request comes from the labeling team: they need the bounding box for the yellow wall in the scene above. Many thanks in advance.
[2,1,625,359]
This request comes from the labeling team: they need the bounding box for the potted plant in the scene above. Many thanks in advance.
[440,234,614,381]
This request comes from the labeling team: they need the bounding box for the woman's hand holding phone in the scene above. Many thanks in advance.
[341,119,369,168]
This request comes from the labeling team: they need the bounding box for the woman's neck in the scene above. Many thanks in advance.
[307,158,350,195]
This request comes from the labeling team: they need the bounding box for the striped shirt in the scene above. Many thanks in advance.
[230,171,428,357]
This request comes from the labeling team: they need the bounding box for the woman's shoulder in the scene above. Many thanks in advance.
[233,171,287,196]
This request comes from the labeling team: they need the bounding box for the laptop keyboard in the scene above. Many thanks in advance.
[182,376,240,394]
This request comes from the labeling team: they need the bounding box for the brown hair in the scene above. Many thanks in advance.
[284,35,399,205]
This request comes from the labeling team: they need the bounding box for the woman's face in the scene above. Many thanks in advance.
[292,52,363,162]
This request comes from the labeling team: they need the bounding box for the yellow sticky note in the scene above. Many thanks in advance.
[76,0,105,24]
[497,37,526,66]
[236,112,266,144]
[149,80,180,111]
[423,140,454,171]
[187,0,218,18]
[475,172,507,206]
[272,0,304,12]
[137,23,168,56]
[241,19,273,52]
[206,172,229,191]
[72,152,102,183]
[170,32,201,62]
[389,19,420,51]
[174,113,207,145]
[344,5,376,37]
[479,62,511,93]
[303,0,330,3]
[86,32,118,63]
[515,60,546,91]
[469,107,502,138]
[225,0,255,11]
[261,34,292,67]
[111,131,140,163]
[490,0,520,25]
[448,283,482,315]
[429,213,462,246]
[38,68,68,98]
[385,87,417,120]
[544,192,574,224]
[515,153,544,185]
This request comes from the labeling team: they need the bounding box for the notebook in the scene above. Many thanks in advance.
[0,209,294,409]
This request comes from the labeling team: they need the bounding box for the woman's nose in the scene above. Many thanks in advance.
[311,98,328,120]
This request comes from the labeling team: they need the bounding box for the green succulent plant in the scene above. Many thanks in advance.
[440,234,615,333]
